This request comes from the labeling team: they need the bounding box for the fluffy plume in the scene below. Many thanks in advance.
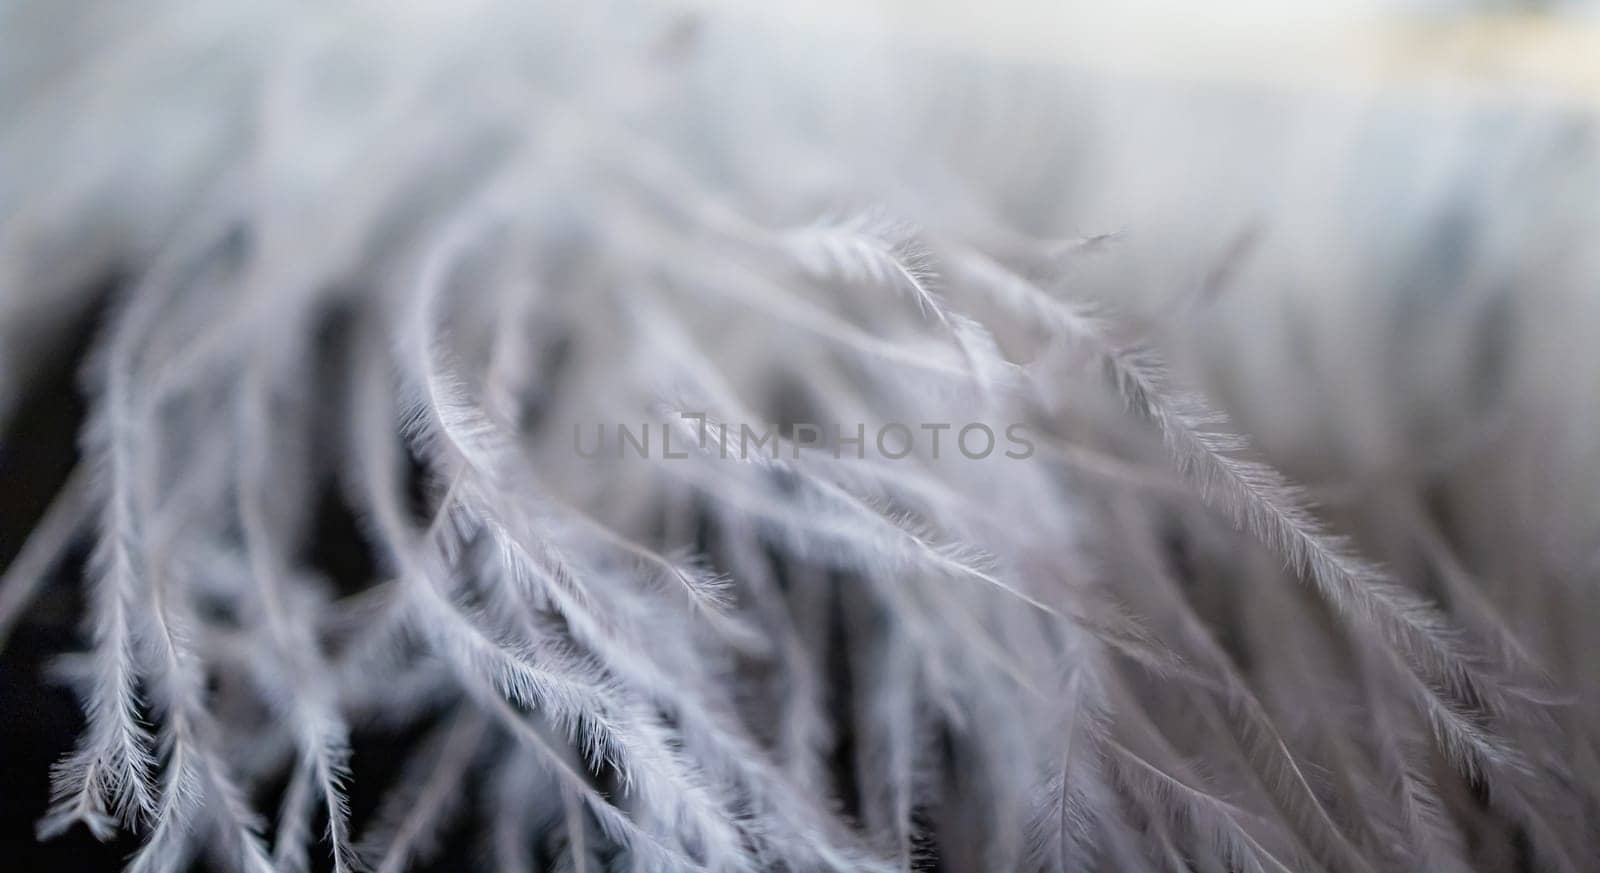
[4,2,1600,872]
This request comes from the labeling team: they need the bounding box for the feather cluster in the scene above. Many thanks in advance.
[4,1,1600,872]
